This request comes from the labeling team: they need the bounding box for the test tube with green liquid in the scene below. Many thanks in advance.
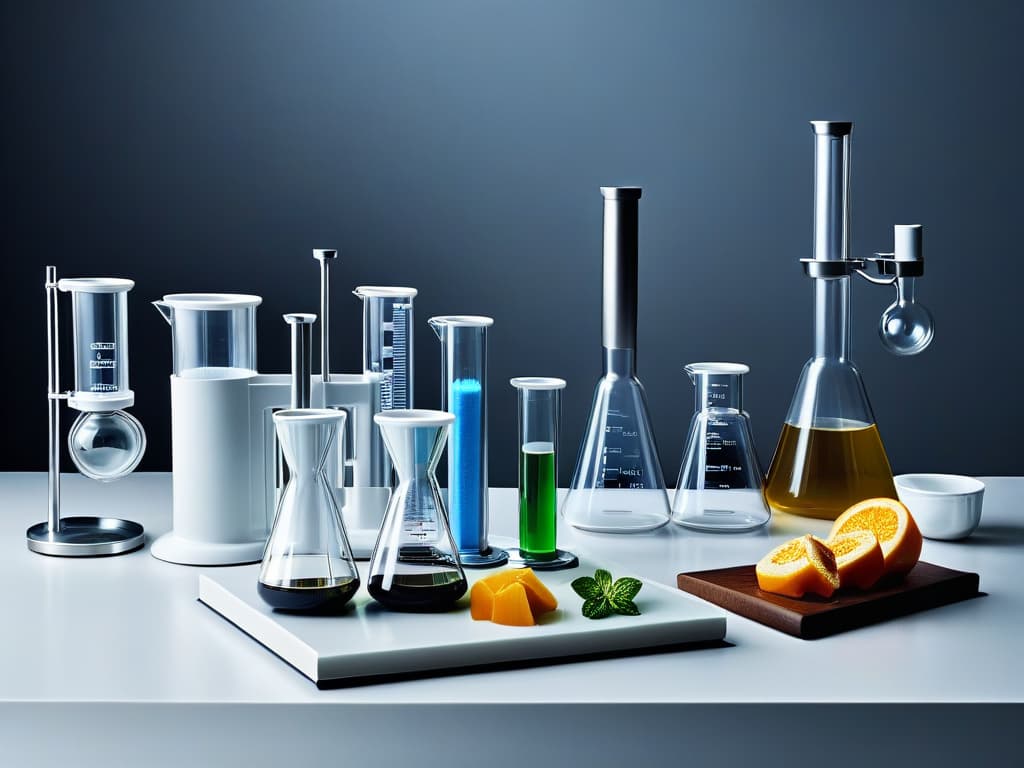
[508,378,578,570]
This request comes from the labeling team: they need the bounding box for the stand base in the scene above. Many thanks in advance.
[151,531,265,566]
[506,548,580,571]
[26,516,145,557]
[459,546,509,568]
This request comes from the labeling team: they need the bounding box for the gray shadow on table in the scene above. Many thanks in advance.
[947,524,1024,548]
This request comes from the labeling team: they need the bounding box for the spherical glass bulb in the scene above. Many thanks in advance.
[68,410,146,481]
[879,300,935,356]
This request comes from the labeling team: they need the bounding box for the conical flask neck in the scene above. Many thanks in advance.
[813,278,851,361]
[603,347,636,377]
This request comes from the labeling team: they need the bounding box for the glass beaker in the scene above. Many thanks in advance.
[508,378,578,570]
[258,409,361,612]
[428,315,508,567]
[152,293,260,378]
[563,187,671,532]
[764,122,897,520]
[368,410,468,611]
[57,278,146,482]
[354,286,417,410]
[672,363,770,532]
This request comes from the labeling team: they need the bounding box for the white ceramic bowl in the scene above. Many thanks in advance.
[894,474,985,541]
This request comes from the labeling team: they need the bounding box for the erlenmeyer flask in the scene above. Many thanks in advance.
[563,187,671,532]
[672,363,770,532]
[258,409,361,612]
[368,410,468,611]
[764,122,897,520]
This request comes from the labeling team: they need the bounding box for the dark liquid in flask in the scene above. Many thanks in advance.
[258,576,360,613]
[367,571,467,612]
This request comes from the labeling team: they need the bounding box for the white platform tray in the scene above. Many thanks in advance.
[199,559,727,687]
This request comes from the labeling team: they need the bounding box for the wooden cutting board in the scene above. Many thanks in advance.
[676,561,980,639]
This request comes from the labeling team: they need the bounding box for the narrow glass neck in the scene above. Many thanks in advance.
[692,374,743,411]
[814,277,851,361]
[603,347,636,377]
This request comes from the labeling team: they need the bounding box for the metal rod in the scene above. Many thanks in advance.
[313,249,338,383]
[284,313,316,409]
[45,266,61,534]
[600,186,641,352]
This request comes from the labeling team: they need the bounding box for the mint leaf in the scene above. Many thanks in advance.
[610,577,642,603]
[611,600,640,616]
[571,576,602,600]
[582,597,612,619]
[594,569,612,592]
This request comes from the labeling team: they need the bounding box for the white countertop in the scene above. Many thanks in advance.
[1,473,1020,766]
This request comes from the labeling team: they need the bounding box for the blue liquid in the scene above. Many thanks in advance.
[449,378,483,552]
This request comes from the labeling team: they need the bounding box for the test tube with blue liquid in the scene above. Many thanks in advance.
[429,315,508,567]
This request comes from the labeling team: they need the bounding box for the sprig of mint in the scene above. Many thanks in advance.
[571,569,642,619]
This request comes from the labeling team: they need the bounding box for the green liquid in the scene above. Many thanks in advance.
[519,443,557,557]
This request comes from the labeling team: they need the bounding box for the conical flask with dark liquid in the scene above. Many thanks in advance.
[563,187,671,532]
[368,410,468,611]
[258,409,361,612]
[765,122,898,520]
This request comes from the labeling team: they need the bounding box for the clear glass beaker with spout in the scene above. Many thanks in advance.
[429,315,508,567]
[368,410,468,611]
[259,409,361,612]
[354,286,417,411]
[562,187,671,532]
[672,363,770,532]
[764,122,898,520]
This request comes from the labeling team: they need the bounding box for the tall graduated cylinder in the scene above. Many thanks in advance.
[152,293,267,565]
[354,286,417,411]
[429,316,508,567]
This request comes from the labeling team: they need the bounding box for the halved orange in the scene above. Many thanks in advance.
[827,530,885,590]
[829,497,922,578]
[756,534,840,599]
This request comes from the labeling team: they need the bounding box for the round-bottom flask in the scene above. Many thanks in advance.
[258,409,361,613]
[672,363,770,532]
[368,410,468,611]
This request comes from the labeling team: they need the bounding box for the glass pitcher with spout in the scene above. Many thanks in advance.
[152,293,260,379]
[672,363,770,532]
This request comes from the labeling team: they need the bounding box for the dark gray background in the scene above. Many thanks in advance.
[3,0,1021,485]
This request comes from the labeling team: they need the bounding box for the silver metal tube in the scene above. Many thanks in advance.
[284,313,316,409]
[811,121,852,263]
[45,266,61,534]
[313,249,338,383]
[600,186,641,351]
[810,122,853,361]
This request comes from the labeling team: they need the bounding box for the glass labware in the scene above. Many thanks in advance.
[508,378,578,570]
[57,277,147,482]
[672,363,770,532]
[354,286,417,410]
[368,410,468,611]
[258,409,361,613]
[428,315,508,567]
[764,122,898,520]
[563,187,671,532]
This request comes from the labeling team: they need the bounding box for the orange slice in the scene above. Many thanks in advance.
[755,535,839,599]
[829,497,922,578]
[470,568,558,623]
[827,530,885,590]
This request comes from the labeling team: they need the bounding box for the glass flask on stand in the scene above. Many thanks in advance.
[672,363,770,532]
[765,122,934,520]
[368,410,468,611]
[258,409,361,612]
[563,187,671,532]
[508,378,578,570]
[429,316,508,567]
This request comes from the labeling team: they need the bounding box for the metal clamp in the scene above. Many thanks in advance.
[799,258,864,279]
